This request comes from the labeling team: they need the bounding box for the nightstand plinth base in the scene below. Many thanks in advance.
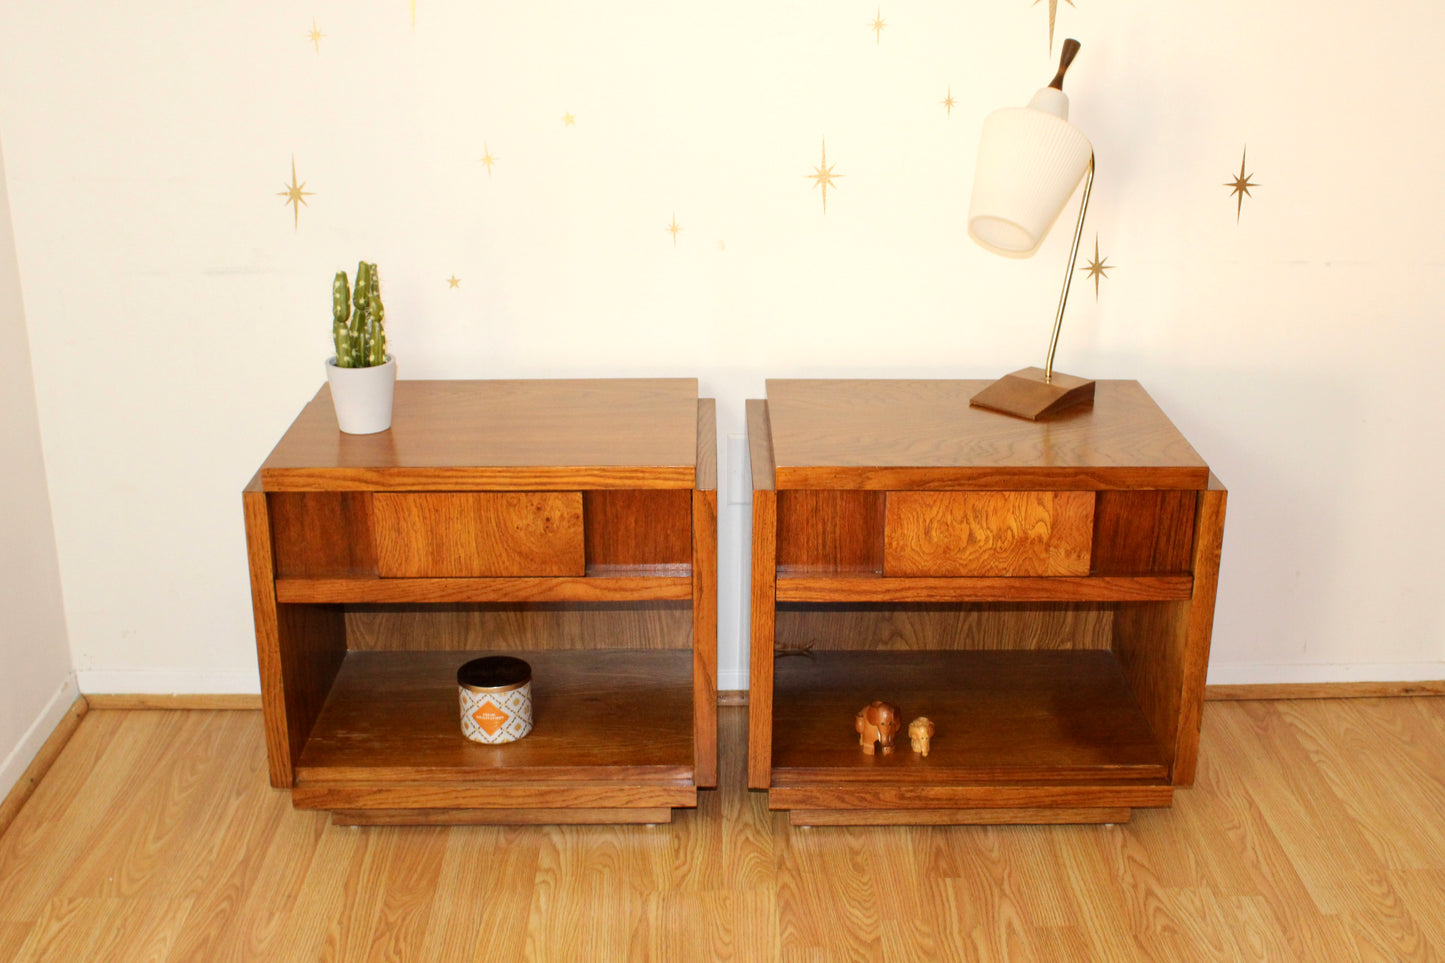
[787,807,1134,827]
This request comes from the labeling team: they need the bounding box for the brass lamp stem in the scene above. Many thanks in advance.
[1043,153,1095,384]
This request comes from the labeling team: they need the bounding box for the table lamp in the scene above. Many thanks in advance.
[967,38,1096,420]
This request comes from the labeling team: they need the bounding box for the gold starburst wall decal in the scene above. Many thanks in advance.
[306,19,324,54]
[277,156,313,231]
[941,86,956,117]
[1225,147,1259,222]
[870,8,887,44]
[447,275,461,288]
[479,143,497,177]
[1033,0,1076,53]
[807,138,843,214]
[562,111,576,127]
[1078,234,1113,298]
[666,214,682,246]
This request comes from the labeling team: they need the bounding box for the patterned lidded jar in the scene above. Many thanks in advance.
[458,656,533,744]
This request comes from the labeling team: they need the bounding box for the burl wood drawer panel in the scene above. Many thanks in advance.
[882,491,1094,578]
[372,492,585,578]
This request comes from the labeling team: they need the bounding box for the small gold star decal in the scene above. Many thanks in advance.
[1078,234,1114,299]
[306,19,324,54]
[479,143,497,177]
[447,275,461,288]
[277,156,313,231]
[870,8,887,44]
[806,138,843,214]
[562,111,576,127]
[1225,147,1259,222]
[941,86,956,117]
[1032,0,1076,53]
[666,214,682,246]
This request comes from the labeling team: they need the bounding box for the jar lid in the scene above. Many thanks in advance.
[457,656,531,690]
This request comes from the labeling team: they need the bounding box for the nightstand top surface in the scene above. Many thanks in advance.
[761,379,1209,490]
[258,378,700,491]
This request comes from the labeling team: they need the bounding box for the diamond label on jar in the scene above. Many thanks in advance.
[472,703,509,735]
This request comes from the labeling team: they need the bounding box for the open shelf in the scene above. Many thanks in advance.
[770,650,1169,785]
[295,649,694,786]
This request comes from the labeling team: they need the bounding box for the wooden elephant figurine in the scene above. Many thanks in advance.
[855,701,902,755]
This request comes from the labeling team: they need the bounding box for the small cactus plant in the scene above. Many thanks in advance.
[331,261,388,368]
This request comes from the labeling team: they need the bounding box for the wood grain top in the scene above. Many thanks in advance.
[762,379,1209,490]
[260,379,701,491]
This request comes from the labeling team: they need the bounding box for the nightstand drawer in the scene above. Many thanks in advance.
[882,491,1094,577]
[373,492,585,577]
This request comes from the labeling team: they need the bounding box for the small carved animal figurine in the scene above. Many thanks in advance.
[908,717,935,757]
[855,701,902,755]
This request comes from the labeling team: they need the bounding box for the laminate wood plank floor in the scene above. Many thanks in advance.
[3,700,1445,961]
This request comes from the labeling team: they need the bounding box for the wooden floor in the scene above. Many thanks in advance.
[2,700,1445,961]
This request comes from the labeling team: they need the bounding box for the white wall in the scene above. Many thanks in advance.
[0,134,77,799]
[0,1,1441,694]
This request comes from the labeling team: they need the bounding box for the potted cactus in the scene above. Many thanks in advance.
[325,261,396,433]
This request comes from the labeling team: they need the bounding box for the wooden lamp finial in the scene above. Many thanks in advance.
[1049,38,1082,90]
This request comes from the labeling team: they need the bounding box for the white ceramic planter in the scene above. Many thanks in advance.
[325,355,396,434]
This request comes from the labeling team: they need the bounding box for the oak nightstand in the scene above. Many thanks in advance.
[244,379,717,824]
[746,379,1225,826]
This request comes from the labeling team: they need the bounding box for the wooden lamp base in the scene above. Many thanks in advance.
[968,367,1096,420]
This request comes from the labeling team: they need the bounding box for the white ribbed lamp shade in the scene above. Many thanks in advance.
[968,87,1092,258]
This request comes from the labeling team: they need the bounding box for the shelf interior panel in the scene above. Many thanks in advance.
[342,601,691,652]
[770,650,1168,784]
[775,601,1113,653]
[297,649,694,784]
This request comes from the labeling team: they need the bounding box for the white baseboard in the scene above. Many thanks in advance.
[721,664,1445,691]
[68,664,1442,705]
[0,673,82,804]
[76,668,261,696]
[1206,661,1445,686]
[79,667,752,699]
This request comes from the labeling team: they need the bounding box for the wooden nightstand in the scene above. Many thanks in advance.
[243,379,717,824]
[746,379,1226,826]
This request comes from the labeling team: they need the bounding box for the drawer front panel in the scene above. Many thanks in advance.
[373,492,585,577]
[883,491,1094,578]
